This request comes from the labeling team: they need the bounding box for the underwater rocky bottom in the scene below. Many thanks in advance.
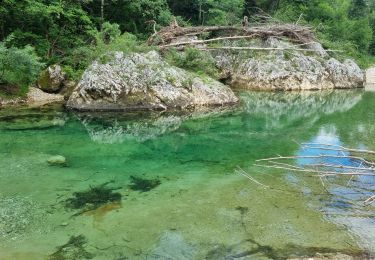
[0,89,374,259]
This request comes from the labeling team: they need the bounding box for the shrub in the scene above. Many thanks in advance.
[100,22,121,44]
[0,42,44,93]
[165,47,219,78]
[62,32,154,79]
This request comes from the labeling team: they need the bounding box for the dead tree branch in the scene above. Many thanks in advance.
[148,24,316,47]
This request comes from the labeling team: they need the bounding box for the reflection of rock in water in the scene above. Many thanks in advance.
[0,106,66,130]
[79,114,182,144]
[240,90,363,130]
[76,107,235,144]
[0,196,46,240]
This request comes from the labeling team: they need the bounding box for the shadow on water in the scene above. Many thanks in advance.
[64,182,122,216]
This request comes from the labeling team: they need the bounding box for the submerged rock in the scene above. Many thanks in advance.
[150,231,196,260]
[47,155,67,166]
[67,51,238,111]
[213,38,365,90]
[0,107,66,130]
[48,235,94,260]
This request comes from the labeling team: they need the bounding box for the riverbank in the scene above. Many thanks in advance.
[366,67,375,90]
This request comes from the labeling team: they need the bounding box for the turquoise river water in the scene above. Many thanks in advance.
[0,90,374,259]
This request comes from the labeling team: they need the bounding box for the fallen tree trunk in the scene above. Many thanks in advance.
[199,46,342,53]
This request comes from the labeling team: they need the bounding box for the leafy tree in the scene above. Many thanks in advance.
[349,0,368,18]
[0,0,97,63]
[206,0,245,25]
[167,0,244,25]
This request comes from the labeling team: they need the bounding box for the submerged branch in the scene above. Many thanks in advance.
[364,195,375,206]
[254,143,375,205]
[302,142,375,155]
[256,155,375,166]
[236,166,270,189]
[254,163,375,176]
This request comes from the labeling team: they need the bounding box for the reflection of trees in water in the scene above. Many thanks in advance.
[240,90,363,130]
[325,92,375,151]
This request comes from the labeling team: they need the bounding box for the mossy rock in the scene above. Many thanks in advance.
[37,65,66,93]
[47,155,67,166]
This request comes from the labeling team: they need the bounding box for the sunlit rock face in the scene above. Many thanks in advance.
[240,90,363,130]
[213,38,364,90]
[67,51,238,111]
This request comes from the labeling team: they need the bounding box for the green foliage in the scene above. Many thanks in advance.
[100,22,121,43]
[0,0,97,64]
[272,0,375,67]
[168,0,244,25]
[165,48,219,78]
[0,42,43,89]
[93,0,174,35]
[62,32,154,79]
[205,0,245,25]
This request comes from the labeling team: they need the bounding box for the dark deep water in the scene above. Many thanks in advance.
[0,89,374,259]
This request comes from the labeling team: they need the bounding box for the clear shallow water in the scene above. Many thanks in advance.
[0,90,374,259]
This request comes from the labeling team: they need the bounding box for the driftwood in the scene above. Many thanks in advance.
[199,46,342,53]
[148,23,316,47]
[250,143,375,205]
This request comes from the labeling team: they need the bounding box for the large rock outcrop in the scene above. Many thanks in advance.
[213,38,365,90]
[67,51,238,111]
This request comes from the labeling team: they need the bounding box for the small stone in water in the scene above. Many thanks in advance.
[47,155,67,166]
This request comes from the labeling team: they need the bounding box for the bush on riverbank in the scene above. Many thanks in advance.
[0,42,43,97]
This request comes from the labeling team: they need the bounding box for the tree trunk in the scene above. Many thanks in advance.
[101,0,105,30]
[198,2,202,25]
